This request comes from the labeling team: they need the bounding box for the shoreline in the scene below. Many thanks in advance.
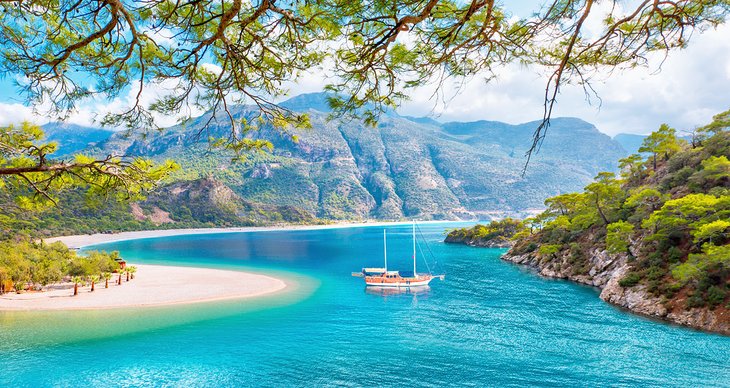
[17,221,463,312]
[500,251,730,336]
[45,220,465,249]
[0,264,288,311]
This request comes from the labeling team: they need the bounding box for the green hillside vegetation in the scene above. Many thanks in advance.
[445,218,524,248]
[509,112,730,310]
[0,239,121,294]
[1,176,317,238]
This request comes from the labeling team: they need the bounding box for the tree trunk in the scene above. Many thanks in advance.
[73,283,78,296]
[595,197,609,225]
[126,272,130,282]
[118,273,122,285]
[105,279,109,288]
[91,281,95,292]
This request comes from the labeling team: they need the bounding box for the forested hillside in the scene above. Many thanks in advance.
[502,114,730,334]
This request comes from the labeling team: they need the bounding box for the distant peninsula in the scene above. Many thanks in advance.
[444,219,523,248]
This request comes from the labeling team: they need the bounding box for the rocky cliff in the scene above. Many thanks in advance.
[502,246,730,335]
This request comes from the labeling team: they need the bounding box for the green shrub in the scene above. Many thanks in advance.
[687,294,706,309]
[667,247,684,263]
[662,282,683,299]
[619,272,642,288]
[646,266,667,281]
[706,286,728,308]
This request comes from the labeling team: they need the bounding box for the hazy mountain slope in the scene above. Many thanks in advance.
[41,122,116,157]
[613,133,647,155]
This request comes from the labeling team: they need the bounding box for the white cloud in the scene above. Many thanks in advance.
[0,103,43,126]
[1,21,729,137]
[399,23,730,136]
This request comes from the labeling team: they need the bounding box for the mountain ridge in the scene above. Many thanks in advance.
[43,92,631,223]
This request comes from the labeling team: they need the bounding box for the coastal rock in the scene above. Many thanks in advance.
[501,249,730,335]
[600,275,668,318]
[667,308,730,334]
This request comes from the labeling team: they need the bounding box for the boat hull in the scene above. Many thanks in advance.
[365,276,434,287]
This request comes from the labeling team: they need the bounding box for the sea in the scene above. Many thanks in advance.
[1,223,729,386]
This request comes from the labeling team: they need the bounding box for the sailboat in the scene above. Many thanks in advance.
[353,222,445,287]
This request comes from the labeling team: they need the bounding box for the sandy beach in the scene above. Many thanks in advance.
[45,220,460,249]
[13,221,457,311]
[0,264,287,311]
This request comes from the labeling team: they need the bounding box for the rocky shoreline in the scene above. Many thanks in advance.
[501,249,730,335]
[444,235,514,249]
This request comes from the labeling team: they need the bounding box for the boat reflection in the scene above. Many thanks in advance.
[365,285,431,297]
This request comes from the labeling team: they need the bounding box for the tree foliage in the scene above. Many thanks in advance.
[445,218,524,247]
[606,220,634,254]
[0,239,120,293]
[584,172,623,225]
[638,124,682,170]
[698,108,730,136]
[0,122,179,209]
[0,0,728,162]
[510,115,730,310]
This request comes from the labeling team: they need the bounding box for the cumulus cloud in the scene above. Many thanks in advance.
[0,78,205,130]
[0,102,42,126]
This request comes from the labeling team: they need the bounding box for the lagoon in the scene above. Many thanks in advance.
[2,223,729,386]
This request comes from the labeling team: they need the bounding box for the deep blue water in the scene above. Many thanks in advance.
[2,223,730,386]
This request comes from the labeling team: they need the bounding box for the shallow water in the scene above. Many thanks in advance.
[2,223,729,386]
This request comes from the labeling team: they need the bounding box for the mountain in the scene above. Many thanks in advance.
[142,177,315,225]
[83,92,627,222]
[614,132,694,155]
[41,122,116,157]
[613,133,648,155]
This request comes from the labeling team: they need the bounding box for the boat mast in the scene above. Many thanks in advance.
[383,229,388,272]
[412,221,417,277]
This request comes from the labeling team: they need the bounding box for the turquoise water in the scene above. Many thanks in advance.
[2,223,730,386]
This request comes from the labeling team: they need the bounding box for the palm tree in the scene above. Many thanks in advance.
[89,275,99,292]
[125,267,130,282]
[102,272,112,288]
[117,270,123,285]
[128,266,137,280]
[72,276,83,296]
